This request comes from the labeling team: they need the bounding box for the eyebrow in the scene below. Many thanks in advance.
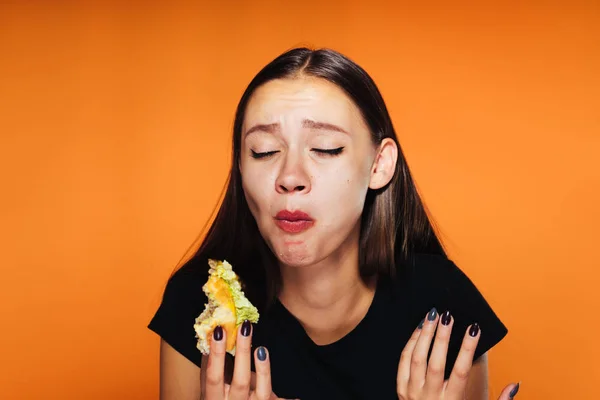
[244,119,350,137]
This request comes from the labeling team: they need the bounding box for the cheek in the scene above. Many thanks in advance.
[241,167,274,217]
[317,164,371,220]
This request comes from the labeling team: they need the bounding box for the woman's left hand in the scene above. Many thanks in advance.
[396,308,519,400]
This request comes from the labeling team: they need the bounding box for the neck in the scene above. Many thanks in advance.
[277,235,377,345]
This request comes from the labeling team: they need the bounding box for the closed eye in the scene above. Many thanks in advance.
[251,150,279,159]
[312,147,344,156]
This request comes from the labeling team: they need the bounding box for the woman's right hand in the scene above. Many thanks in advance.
[203,322,292,400]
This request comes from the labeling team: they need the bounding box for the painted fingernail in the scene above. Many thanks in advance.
[241,320,252,337]
[441,310,452,326]
[427,307,438,321]
[509,382,520,398]
[257,346,267,361]
[213,325,223,341]
[418,319,424,329]
[469,323,480,337]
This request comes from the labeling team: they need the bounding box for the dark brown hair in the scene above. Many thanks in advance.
[178,47,446,309]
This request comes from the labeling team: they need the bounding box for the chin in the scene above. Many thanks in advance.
[272,242,312,266]
[267,235,320,267]
[276,252,317,268]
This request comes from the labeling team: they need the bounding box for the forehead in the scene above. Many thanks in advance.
[243,77,366,131]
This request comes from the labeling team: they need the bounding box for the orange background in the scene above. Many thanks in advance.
[1,1,598,399]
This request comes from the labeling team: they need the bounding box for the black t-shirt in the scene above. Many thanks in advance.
[148,253,508,400]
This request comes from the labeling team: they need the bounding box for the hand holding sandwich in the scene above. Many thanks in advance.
[203,322,292,400]
[195,260,295,400]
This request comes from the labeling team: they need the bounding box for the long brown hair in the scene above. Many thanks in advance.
[176,47,446,310]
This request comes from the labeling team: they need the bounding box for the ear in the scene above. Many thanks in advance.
[369,138,398,190]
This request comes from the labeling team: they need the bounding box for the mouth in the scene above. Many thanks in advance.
[274,210,314,233]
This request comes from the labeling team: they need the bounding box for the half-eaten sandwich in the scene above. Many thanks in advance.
[194,259,260,356]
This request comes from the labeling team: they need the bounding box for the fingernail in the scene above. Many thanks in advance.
[257,346,267,361]
[441,310,452,326]
[241,320,252,337]
[427,307,438,321]
[509,382,520,398]
[418,319,424,329]
[469,323,480,337]
[213,325,223,341]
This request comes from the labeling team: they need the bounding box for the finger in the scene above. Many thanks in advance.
[396,319,423,397]
[445,323,481,395]
[253,346,273,400]
[497,382,520,400]
[408,308,439,395]
[423,310,453,394]
[229,320,253,399]
[205,325,227,400]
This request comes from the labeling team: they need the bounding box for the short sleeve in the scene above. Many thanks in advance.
[148,263,208,368]
[438,258,508,378]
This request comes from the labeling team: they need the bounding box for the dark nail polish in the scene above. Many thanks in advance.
[509,382,520,398]
[469,323,480,337]
[441,311,452,326]
[213,325,223,341]
[257,346,267,361]
[427,307,438,321]
[241,320,252,337]
[418,319,424,329]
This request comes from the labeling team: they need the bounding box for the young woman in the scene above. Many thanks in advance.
[148,47,519,400]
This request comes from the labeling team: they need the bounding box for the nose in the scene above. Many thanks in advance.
[275,154,311,194]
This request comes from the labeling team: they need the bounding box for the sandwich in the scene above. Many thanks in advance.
[194,259,260,356]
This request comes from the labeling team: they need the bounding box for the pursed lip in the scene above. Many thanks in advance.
[275,210,313,221]
[274,210,314,233]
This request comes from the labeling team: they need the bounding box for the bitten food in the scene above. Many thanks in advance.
[194,259,260,355]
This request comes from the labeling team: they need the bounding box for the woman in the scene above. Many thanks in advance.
[148,47,519,400]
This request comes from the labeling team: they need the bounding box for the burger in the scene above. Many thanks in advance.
[194,259,260,356]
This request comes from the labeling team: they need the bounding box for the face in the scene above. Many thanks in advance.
[239,76,396,268]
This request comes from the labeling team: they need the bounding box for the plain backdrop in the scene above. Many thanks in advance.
[1,1,599,399]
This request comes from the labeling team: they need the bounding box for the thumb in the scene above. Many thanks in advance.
[497,382,520,400]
